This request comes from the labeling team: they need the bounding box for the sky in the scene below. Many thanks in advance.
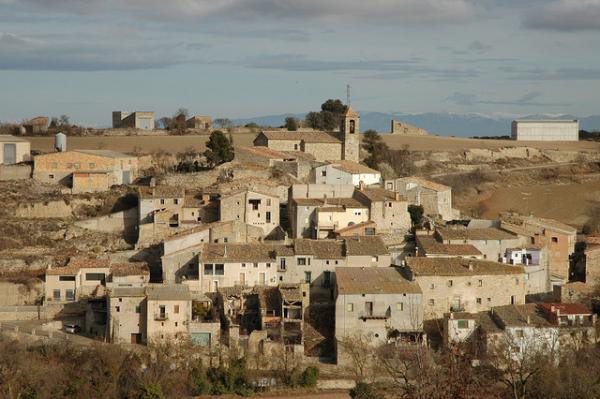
[0,0,599,127]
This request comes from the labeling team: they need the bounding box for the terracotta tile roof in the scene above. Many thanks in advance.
[238,146,292,160]
[163,221,229,242]
[343,106,359,118]
[139,185,185,199]
[491,304,551,327]
[47,257,110,275]
[344,236,389,256]
[396,176,450,192]
[110,287,146,297]
[336,267,421,295]
[327,160,379,175]
[75,149,136,159]
[260,130,341,144]
[292,198,366,208]
[279,284,304,302]
[436,227,518,241]
[526,216,577,234]
[294,239,345,259]
[405,257,524,276]
[146,284,191,301]
[316,207,347,213]
[335,220,376,234]
[110,262,149,277]
[200,243,294,262]
[416,235,482,256]
[222,188,279,199]
[354,186,404,202]
[539,303,592,316]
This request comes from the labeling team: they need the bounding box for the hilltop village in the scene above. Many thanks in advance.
[1,104,600,397]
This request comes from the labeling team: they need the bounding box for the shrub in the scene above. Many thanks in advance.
[299,366,319,388]
[138,383,165,399]
[350,382,383,399]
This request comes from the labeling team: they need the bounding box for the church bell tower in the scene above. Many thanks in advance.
[340,106,360,162]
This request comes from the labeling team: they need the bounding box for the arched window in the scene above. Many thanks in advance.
[349,120,356,133]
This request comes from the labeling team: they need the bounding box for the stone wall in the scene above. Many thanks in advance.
[391,120,429,136]
[0,163,32,181]
[74,207,138,238]
[0,280,43,306]
[15,198,101,219]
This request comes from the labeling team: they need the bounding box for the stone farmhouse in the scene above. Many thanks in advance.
[34,150,138,192]
[334,266,423,363]
[253,107,360,162]
[434,226,522,262]
[401,257,527,320]
[219,189,280,237]
[22,116,49,134]
[186,115,211,130]
[385,176,456,221]
[112,111,155,130]
[314,160,381,186]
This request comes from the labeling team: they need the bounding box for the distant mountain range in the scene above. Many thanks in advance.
[233,112,600,137]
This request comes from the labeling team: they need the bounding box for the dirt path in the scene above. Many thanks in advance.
[429,162,580,178]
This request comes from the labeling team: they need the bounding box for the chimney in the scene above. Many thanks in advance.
[359,181,365,191]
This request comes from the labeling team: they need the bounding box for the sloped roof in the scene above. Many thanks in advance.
[355,186,404,202]
[200,243,294,262]
[0,135,29,143]
[47,258,110,275]
[405,257,524,276]
[146,284,191,301]
[335,220,376,234]
[237,146,292,160]
[294,239,345,259]
[327,160,379,175]
[491,304,551,327]
[343,106,359,118]
[110,262,149,277]
[110,287,146,297]
[139,185,186,199]
[336,267,421,295]
[75,150,136,159]
[416,235,482,256]
[396,176,450,192]
[279,284,304,302]
[259,130,341,144]
[539,303,592,316]
[292,197,366,208]
[436,227,518,241]
[344,236,389,256]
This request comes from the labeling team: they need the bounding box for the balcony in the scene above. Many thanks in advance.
[450,306,465,312]
[359,313,389,321]
[154,312,168,321]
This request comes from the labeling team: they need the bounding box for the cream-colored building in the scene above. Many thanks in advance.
[0,135,30,165]
[45,258,111,303]
[385,177,455,221]
[402,257,526,320]
[353,184,411,234]
[146,284,192,343]
[415,234,483,259]
[108,287,147,344]
[435,226,522,262]
[112,111,155,130]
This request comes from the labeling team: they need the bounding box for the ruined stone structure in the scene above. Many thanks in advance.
[390,120,428,136]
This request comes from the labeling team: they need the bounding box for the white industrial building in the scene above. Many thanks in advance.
[511,120,579,141]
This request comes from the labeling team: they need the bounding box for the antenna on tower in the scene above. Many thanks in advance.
[346,84,351,106]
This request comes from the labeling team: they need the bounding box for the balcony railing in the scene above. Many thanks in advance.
[154,312,168,321]
[359,313,389,320]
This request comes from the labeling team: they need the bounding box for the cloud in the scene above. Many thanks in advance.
[467,40,492,52]
[524,0,600,31]
[447,91,569,106]
[0,32,190,70]
[503,66,600,80]
[16,0,477,24]
[240,54,478,80]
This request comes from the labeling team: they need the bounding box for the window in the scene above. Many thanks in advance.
[430,283,435,289]
[119,298,123,302]
[304,271,312,284]
[266,263,271,268]
[323,271,331,287]
[86,273,105,281]
[280,258,286,271]
[241,263,246,268]
[175,322,178,327]
[253,263,258,268]
[365,228,376,235]
[321,170,327,177]
[515,329,524,338]
[396,302,404,311]
[174,305,180,314]
[266,199,271,206]
[174,198,179,205]
[515,278,519,285]
[457,320,469,329]
[365,302,373,316]
[66,289,74,301]
[476,298,482,304]
[298,258,307,266]
[372,256,378,263]
[447,280,453,287]
[59,275,75,281]
[204,264,214,275]
[249,199,261,210]
[326,260,330,265]
[135,306,141,314]
[215,264,224,276]
[49,174,55,179]
[552,237,558,243]
[116,306,120,312]
[525,273,530,281]
[487,298,491,302]
[347,303,354,312]
[160,199,165,205]
[266,211,271,223]
[428,299,435,306]
[510,295,516,305]
[478,279,483,287]
[66,163,73,169]
[349,119,356,133]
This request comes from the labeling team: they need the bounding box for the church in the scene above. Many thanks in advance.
[252,107,360,162]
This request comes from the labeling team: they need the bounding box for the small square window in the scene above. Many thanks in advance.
[396,303,404,311]
[116,306,120,312]
[476,298,482,304]
[447,280,453,287]
[347,303,354,312]
[478,280,483,287]
[428,299,435,306]
[430,283,435,289]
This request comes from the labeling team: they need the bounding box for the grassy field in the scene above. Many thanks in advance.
[28,133,600,154]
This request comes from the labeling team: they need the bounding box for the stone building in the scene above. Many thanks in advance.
[219,189,280,237]
[353,183,411,234]
[0,135,30,165]
[401,257,527,320]
[186,115,211,130]
[335,266,423,363]
[502,246,549,296]
[435,226,522,262]
[34,150,138,192]
[500,213,576,283]
[415,234,483,259]
[511,120,578,141]
[385,176,455,220]
[390,120,428,136]
[253,107,360,162]
[22,116,49,134]
[108,287,147,344]
[112,111,155,130]
[45,258,111,303]
[314,160,381,186]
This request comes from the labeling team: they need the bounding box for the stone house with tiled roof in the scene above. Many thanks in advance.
[385,176,456,221]
[335,266,423,364]
[416,234,483,259]
[353,183,411,234]
[219,189,280,237]
[401,257,527,320]
[435,226,523,262]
